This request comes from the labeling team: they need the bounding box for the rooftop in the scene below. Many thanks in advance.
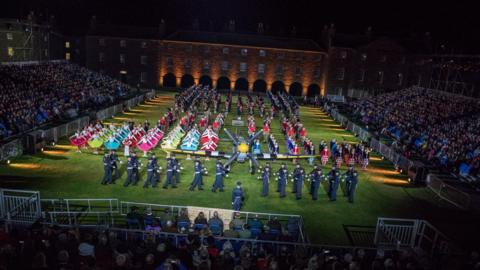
[165,30,324,52]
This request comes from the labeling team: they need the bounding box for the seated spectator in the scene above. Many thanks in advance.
[176,209,191,230]
[267,216,282,232]
[230,212,245,231]
[238,224,252,239]
[126,206,141,229]
[223,223,240,238]
[208,211,224,235]
[194,211,208,230]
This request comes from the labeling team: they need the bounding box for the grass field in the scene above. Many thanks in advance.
[0,91,478,247]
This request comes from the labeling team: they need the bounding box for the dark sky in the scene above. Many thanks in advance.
[2,0,479,53]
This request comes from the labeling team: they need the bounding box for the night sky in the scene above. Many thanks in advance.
[2,0,479,53]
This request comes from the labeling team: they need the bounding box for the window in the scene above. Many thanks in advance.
[6,33,13,40]
[120,40,126,47]
[186,45,192,53]
[295,67,302,76]
[184,59,192,68]
[381,55,387,62]
[239,62,247,72]
[99,52,104,62]
[275,65,284,75]
[277,52,285,59]
[167,44,173,52]
[221,61,229,71]
[336,68,345,80]
[222,47,230,54]
[141,41,147,48]
[65,42,70,48]
[7,47,14,57]
[361,53,367,61]
[258,63,265,74]
[259,50,266,57]
[203,46,210,54]
[359,69,366,82]
[44,35,48,42]
[241,48,248,56]
[340,51,347,59]
[377,71,384,84]
[315,54,322,62]
[398,73,404,85]
[140,55,147,65]
[203,60,210,70]
[44,49,48,57]
[120,54,125,64]
[99,38,106,46]
[140,72,147,83]
[313,66,321,78]
[166,57,173,68]
[335,87,344,96]
[65,53,71,61]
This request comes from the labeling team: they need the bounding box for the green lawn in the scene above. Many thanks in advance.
[0,91,477,247]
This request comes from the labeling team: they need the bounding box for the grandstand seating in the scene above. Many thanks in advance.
[343,86,480,178]
[0,62,136,140]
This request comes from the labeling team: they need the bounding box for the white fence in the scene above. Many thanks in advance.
[0,189,42,225]
[374,217,452,255]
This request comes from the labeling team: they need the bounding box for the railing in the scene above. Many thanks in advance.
[374,217,453,256]
[41,198,119,226]
[0,189,42,225]
[426,174,471,210]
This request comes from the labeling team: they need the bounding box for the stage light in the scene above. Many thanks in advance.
[381,156,384,160]
[52,142,56,146]
[400,169,403,173]
[6,160,11,164]
[41,148,44,152]
[408,177,412,183]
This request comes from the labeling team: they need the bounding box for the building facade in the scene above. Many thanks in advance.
[0,19,64,63]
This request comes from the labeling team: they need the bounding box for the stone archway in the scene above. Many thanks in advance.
[181,74,195,88]
[271,81,286,94]
[199,75,213,87]
[162,73,176,88]
[253,79,267,93]
[217,76,231,90]
[289,82,303,96]
[234,78,249,91]
[307,83,321,97]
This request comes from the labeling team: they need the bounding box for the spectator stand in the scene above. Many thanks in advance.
[119,201,306,243]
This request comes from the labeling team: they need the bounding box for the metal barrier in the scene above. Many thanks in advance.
[0,139,23,162]
[120,201,306,242]
[426,174,471,210]
[0,189,41,225]
[374,217,452,255]
[41,198,119,226]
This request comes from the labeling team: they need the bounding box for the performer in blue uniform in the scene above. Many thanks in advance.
[292,164,305,200]
[143,158,157,188]
[131,152,141,185]
[163,158,176,189]
[232,181,244,211]
[151,153,160,183]
[258,163,271,197]
[309,164,323,200]
[212,161,227,192]
[124,156,134,187]
[328,166,340,201]
[345,167,359,203]
[189,160,207,191]
[275,163,288,198]
[101,153,112,185]
[110,150,120,183]
[171,154,181,184]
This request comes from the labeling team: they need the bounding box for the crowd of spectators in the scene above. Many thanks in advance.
[0,63,136,140]
[3,221,476,270]
[124,207,301,243]
[345,87,480,176]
